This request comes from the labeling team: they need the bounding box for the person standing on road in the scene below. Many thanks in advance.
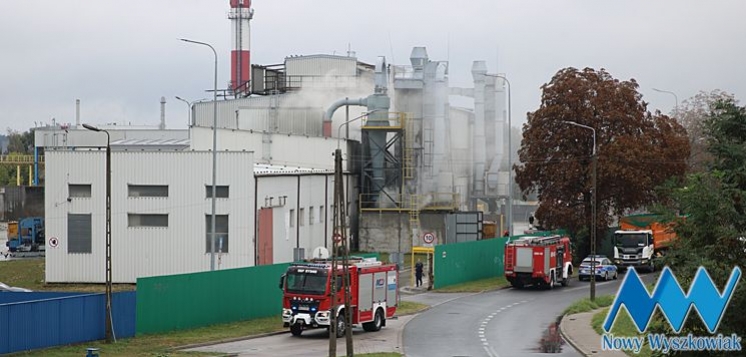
[415,259,424,287]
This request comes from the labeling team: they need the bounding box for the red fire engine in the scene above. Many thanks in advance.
[279,257,399,337]
[504,235,573,289]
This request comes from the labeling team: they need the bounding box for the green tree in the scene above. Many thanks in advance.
[515,67,690,258]
[653,99,746,355]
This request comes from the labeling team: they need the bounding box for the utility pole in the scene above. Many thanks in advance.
[330,148,354,356]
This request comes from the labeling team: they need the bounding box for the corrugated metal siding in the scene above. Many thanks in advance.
[285,56,357,77]
[45,150,255,283]
[136,264,288,334]
[189,127,343,170]
[433,238,508,289]
[0,292,86,304]
[0,291,136,354]
[237,107,323,136]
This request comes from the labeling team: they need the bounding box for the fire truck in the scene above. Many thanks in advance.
[279,257,398,337]
[504,235,573,289]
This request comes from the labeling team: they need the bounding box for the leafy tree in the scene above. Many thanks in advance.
[515,67,690,258]
[672,90,737,173]
[651,99,746,356]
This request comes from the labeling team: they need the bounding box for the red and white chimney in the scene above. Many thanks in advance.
[229,0,253,94]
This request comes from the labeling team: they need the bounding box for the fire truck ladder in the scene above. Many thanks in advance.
[530,235,561,246]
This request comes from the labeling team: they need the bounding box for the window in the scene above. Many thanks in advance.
[309,207,315,225]
[128,185,168,198]
[69,184,91,198]
[205,185,229,198]
[319,206,324,223]
[128,214,168,228]
[299,208,305,226]
[289,209,295,227]
[67,213,91,254]
[205,214,229,253]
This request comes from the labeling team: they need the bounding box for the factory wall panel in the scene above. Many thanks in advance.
[45,150,255,283]
[190,127,344,170]
[256,174,334,263]
[285,56,358,77]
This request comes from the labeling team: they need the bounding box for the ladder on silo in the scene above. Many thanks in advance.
[404,112,415,180]
[409,194,420,226]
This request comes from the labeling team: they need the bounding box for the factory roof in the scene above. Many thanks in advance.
[111,138,191,151]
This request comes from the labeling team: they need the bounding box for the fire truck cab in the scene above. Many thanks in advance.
[504,235,573,289]
[279,258,398,337]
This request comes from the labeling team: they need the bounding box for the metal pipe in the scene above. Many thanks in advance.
[160,96,166,130]
[484,73,512,235]
[323,97,368,137]
[180,38,219,271]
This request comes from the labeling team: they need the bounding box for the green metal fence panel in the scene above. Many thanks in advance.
[434,238,508,289]
[136,263,289,335]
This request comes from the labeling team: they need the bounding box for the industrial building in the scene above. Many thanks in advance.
[38,0,522,283]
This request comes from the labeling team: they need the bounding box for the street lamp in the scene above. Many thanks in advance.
[652,88,679,113]
[180,38,219,271]
[82,123,114,343]
[174,96,193,128]
[485,73,512,236]
[561,120,597,301]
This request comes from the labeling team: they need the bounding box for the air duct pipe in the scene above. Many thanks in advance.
[323,97,368,137]
[433,61,449,195]
[471,61,487,196]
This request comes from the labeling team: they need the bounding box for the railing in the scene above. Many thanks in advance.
[362,112,407,130]
[358,192,460,212]
[0,155,44,165]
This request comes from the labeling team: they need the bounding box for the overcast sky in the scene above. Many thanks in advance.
[1,0,744,132]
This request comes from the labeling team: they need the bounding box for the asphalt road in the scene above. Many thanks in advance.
[403,273,658,357]
[187,273,657,357]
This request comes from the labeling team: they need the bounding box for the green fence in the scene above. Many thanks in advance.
[136,263,290,335]
[434,238,508,289]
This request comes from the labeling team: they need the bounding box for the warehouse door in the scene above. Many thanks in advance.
[257,208,273,265]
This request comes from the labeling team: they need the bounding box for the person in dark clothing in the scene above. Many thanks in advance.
[415,259,424,287]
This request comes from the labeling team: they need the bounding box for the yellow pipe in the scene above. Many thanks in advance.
[16,165,20,186]
[28,165,32,186]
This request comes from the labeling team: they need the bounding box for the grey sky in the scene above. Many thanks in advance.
[1,0,744,132]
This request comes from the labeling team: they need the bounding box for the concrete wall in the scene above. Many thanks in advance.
[358,211,450,253]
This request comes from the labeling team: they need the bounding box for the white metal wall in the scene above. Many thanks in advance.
[256,174,335,263]
[44,150,255,283]
[285,56,358,77]
[190,127,346,170]
[35,128,189,148]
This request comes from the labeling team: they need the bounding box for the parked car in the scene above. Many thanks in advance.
[578,255,618,281]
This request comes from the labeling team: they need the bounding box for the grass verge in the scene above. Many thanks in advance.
[0,259,135,292]
[435,276,509,293]
[591,307,652,357]
[397,300,429,315]
[562,294,614,315]
[9,315,284,357]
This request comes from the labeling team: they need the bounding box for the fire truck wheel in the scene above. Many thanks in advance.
[363,309,384,332]
[335,312,346,338]
[561,276,569,287]
[290,324,303,336]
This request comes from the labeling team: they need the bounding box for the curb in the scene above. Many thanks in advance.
[558,314,589,357]
[172,330,289,351]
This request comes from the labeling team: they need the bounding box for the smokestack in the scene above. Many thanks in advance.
[472,61,488,196]
[160,96,166,130]
[75,99,80,127]
[229,0,253,95]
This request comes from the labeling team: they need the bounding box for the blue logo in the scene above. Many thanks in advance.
[603,266,741,333]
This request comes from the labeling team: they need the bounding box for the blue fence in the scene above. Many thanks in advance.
[0,291,136,354]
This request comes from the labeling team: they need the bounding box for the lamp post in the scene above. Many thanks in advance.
[180,38,219,271]
[652,88,679,114]
[561,120,597,301]
[82,123,113,343]
[174,96,193,128]
[485,74,512,236]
